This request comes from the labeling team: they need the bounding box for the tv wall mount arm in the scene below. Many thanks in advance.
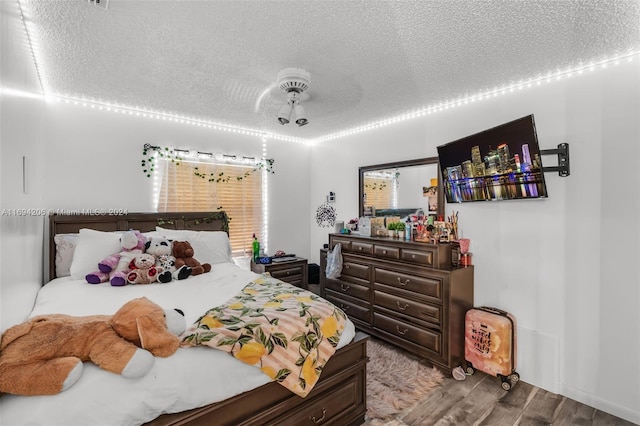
[541,143,570,177]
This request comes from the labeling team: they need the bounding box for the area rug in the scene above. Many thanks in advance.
[366,338,445,422]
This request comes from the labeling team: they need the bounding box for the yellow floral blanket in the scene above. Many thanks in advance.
[180,274,347,397]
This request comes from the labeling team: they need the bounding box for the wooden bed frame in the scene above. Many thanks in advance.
[48,212,368,426]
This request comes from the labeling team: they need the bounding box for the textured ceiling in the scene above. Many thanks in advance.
[17,0,640,140]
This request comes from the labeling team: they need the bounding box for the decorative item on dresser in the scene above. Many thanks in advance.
[251,257,309,290]
[320,233,474,374]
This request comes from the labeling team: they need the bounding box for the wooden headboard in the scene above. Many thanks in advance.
[49,211,229,281]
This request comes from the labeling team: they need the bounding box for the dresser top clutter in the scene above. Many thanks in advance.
[329,233,454,270]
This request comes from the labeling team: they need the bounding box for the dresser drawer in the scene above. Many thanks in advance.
[351,241,374,255]
[325,278,369,301]
[341,260,370,281]
[269,372,362,426]
[325,292,371,323]
[374,290,441,326]
[401,248,435,267]
[270,266,303,282]
[286,278,304,288]
[374,268,442,302]
[374,313,442,355]
[374,244,400,260]
[330,237,352,251]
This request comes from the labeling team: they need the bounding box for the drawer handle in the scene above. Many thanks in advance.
[310,408,327,424]
[344,264,350,269]
[340,284,350,292]
[382,249,387,254]
[411,254,416,259]
[396,326,408,335]
[397,277,410,286]
[286,271,291,275]
[397,301,409,311]
[340,304,350,312]
[358,246,363,251]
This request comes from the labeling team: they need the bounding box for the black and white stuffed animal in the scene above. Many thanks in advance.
[145,237,191,283]
[156,254,191,282]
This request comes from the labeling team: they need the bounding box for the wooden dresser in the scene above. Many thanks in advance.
[320,233,474,373]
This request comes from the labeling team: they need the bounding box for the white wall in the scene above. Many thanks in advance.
[38,100,311,258]
[395,165,437,213]
[309,60,640,423]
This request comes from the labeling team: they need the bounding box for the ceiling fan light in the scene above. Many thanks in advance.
[277,103,293,125]
[294,103,308,126]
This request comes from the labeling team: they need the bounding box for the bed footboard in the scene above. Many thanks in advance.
[145,332,368,426]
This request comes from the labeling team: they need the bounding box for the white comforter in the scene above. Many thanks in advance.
[0,263,355,426]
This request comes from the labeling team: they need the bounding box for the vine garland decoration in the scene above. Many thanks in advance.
[141,143,275,181]
[157,211,230,231]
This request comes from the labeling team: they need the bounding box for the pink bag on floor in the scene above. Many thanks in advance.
[464,306,520,390]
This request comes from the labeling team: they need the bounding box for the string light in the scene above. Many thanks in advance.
[16,0,45,95]
[43,93,306,144]
[261,136,269,255]
[313,50,640,143]
[0,87,42,99]
[15,1,640,146]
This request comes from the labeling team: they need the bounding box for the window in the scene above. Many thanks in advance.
[155,157,265,257]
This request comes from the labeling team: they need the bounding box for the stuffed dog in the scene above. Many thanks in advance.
[0,297,185,395]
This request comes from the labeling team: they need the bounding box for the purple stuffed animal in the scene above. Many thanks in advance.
[85,230,147,286]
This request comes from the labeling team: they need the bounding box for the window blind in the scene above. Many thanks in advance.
[363,175,395,211]
[156,158,263,257]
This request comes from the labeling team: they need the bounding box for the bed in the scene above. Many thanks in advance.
[0,212,367,426]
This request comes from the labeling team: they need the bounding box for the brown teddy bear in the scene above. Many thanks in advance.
[126,253,160,284]
[0,297,185,396]
[172,240,212,276]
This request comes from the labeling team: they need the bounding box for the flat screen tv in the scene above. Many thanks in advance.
[437,114,548,203]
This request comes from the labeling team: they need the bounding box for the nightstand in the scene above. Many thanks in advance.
[251,258,308,290]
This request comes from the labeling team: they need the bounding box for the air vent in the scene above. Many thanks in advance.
[87,0,109,10]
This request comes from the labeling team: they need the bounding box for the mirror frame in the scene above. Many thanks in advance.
[358,156,444,218]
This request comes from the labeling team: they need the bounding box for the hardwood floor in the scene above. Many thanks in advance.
[307,284,636,426]
[364,360,637,426]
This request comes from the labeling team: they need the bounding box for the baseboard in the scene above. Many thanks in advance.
[559,384,640,425]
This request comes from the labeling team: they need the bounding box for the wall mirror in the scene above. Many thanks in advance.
[359,157,444,219]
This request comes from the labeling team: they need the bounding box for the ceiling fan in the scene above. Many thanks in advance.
[276,68,311,127]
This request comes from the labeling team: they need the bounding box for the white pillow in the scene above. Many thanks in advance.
[155,227,233,264]
[69,229,123,280]
[53,233,79,277]
[142,230,161,240]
